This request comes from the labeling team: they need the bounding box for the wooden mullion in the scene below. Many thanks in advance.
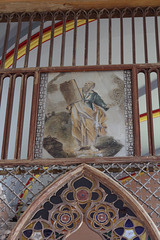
[157,69,160,113]
[1,19,10,69]
[145,70,154,155]
[143,13,148,63]
[72,16,77,66]
[48,15,55,67]
[84,17,89,66]
[27,71,40,159]
[108,16,112,65]
[36,15,44,67]
[132,13,136,64]
[60,15,66,67]
[12,16,22,68]
[1,75,16,159]
[120,14,124,64]
[0,75,3,107]
[148,71,155,155]
[97,15,100,65]
[24,16,33,68]
[14,74,27,159]
[132,66,141,156]
[155,13,160,63]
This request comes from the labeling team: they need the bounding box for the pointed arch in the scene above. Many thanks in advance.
[8,164,160,239]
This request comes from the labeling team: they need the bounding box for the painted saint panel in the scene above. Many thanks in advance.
[42,71,129,158]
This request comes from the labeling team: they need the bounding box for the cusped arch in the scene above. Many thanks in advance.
[8,164,160,240]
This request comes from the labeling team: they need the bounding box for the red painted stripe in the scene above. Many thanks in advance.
[140,108,160,118]
[3,21,65,63]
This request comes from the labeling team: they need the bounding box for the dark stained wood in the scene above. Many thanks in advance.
[14,74,27,159]
[1,1,160,14]
[155,14,160,63]
[12,16,22,68]
[1,64,160,75]
[0,64,134,74]
[143,14,148,63]
[132,13,136,64]
[84,17,89,65]
[0,156,160,167]
[145,70,154,155]
[1,75,16,159]
[1,19,10,69]
[60,14,66,66]
[109,16,112,64]
[2,64,160,75]
[148,69,156,155]
[132,66,141,156]
[120,15,124,64]
[36,15,44,67]
[97,15,100,65]
[27,71,40,159]
[0,75,3,107]
[48,15,55,67]
[157,70,160,117]
[72,17,77,66]
[24,17,32,68]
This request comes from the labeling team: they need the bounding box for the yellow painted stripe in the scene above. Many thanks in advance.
[140,111,160,123]
[5,19,94,68]
[140,115,147,123]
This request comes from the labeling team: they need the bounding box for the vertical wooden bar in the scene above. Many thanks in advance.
[108,15,112,65]
[132,66,141,156]
[132,12,136,64]
[14,74,27,159]
[1,75,16,159]
[145,70,154,155]
[97,14,100,65]
[120,14,124,64]
[1,19,10,69]
[155,69,160,156]
[60,14,66,67]
[27,71,40,159]
[155,13,160,63]
[24,16,33,68]
[72,16,77,66]
[157,69,160,111]
[12,15,22,68]
[84,16,89,66]
[0,75,3,107]
[143,13,148,63]
[36,14,44,67]
[48,15,55,67]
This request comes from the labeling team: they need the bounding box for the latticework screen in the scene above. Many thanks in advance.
[0,7,160,239]
[0,162,159,238]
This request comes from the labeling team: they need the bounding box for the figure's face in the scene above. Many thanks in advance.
[83,82,95,92]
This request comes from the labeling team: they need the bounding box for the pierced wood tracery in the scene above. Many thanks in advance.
[8,164,160,240]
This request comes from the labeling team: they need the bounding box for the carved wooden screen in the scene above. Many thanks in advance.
[7,164,160,240]
[0,7,160,239]
[0,8,160,160]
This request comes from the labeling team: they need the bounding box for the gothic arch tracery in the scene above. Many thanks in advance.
[8,164,160,240]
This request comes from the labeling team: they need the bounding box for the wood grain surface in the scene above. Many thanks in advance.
[0,0,159,13]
